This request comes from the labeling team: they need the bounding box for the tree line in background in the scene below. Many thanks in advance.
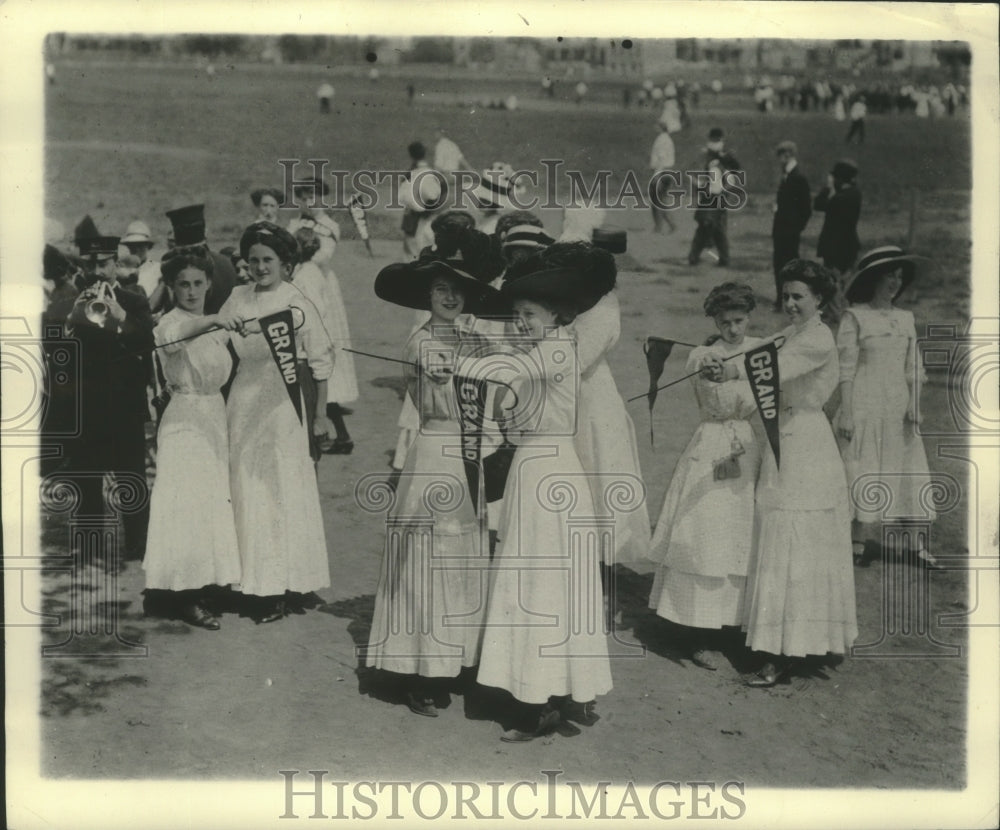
[44,34,971,77]
[44,33,445,64]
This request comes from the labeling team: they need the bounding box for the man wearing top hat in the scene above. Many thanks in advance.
[164,204,236,314]
[64,235,155,566]
[686,127,741,267]
[771,140,812,309]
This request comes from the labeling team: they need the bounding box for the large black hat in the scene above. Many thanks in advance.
[502,241,617,314]
[499,266,583,310]
[845,246,927,304]
[165,203,207,247]
[375,258,501,316]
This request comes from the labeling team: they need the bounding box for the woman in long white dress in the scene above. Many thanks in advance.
[470,250,613,742]
[288,209,359,454]
[365,259,501,716]
[143,253,245,629]
[511,241,651,616]
[834,246,937,567]
[648,283,763,669]
[707,260,857,686]
[221,221,335,623]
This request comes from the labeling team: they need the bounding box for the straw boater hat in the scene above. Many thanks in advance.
[472,163,519,211]
[375,253,502,316]
[845,246,927,304]
[501,225,554,250]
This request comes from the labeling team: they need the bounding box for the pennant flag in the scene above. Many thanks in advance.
[643,336,677,445]
[453,373,490,516]
[348,192,374,257]
[260,309,303,424]
[744,340,780,467]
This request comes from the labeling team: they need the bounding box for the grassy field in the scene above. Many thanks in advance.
[39,57,978,789]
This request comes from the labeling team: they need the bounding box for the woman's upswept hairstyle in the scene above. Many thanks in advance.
[160,249,214,285]
[703,281,756,316]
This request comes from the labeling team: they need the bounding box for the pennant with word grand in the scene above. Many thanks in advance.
[744,340,781,467]
[453,373,490,517]
[260,309,303,424]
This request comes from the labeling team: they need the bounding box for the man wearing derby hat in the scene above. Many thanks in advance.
[814,159,862,277]
[65,235,155,567]
[164,204,236,314]
[771,140,812,309]
[121,219,161,300]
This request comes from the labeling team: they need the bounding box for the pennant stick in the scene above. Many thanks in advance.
[341,347,417,368]
[647,337,700,349]
[627,336,785,404]
[111,305,307,363]
[344,347,521,406]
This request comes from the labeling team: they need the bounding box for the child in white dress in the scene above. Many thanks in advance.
[648,283,763,669]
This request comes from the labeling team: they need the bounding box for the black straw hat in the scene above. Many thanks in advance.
[845,246,927,304]
[375,258,502,315]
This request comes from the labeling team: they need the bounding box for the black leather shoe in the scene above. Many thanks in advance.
[746,662,780,687]
[406,692,439,718]
[690,649,718,671]
[181,603,221,630]
[500,707,560,742]
[323,438,354,455]
[255,599,285,624]
[563,700,600,727]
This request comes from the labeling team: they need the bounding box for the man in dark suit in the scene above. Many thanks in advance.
[62,236,155,567]
[771,140,812,309]
[164,204,237,314]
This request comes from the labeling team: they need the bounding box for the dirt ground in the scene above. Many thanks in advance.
[37,201,974,790]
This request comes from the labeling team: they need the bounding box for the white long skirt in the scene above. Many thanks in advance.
[143,392,241,591]
[478,437,613,704]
